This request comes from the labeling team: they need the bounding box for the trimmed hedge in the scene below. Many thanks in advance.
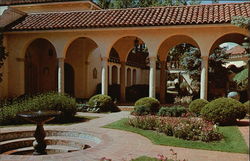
[158,106,187,117]
[0,92,77,125]
[189,99,209,116]
[87,94,120,112]
[244,101,250,115]
[201,98,246,125]
[132,97,160,115]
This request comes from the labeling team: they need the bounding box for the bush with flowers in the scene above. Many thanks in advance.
[128,116,223,142]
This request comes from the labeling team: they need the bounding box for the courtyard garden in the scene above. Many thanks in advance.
[0,91,249,160]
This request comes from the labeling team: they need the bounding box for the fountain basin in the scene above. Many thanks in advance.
[17,110,62,155]
[0,130,101,155]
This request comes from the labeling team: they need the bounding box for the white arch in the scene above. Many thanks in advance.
[21,36,57,58]
[208,32,249,54]
[157,34,200,61]
[62,36,99,58]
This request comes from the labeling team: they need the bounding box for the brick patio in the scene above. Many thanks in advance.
[0,111,249,161]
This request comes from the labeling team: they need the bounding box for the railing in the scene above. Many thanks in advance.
[167,61,182,70]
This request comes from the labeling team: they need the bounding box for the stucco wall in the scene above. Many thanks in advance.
[87,48,101,98]
[2,24,248,99]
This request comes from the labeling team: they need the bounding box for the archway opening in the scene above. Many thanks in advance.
[66,37,97,99]
[25,38,57,95]
[165,43,201,104]
[133,69,137,85]
[157,35,200,103]
[112,66,118,84]
[209,33,249,102]
[125,37,149,102]
[110,36,149,103]
[64,63,75,96]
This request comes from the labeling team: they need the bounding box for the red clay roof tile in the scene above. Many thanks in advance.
[6,2,250,31]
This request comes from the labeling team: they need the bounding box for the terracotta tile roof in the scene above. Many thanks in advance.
[226,45,246,55]
[0,0,87,6]
[7,2,250,31]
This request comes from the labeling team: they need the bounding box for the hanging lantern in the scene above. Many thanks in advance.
[134,38,139,53]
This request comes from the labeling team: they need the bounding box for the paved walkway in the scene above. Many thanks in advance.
[0,111,249,161]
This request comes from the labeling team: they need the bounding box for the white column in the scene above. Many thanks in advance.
[200,56,208,99]
[109,65,112,85]
[58,58,65,93]
[117,66,121,84]
[149,57,157,98]
[101,57,108,95]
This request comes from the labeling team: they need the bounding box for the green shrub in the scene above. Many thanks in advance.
[189,99,209,116]
[87,94,120,112]
[201,98,246,125]
[244,101,250,115]
[0,92,77,125]
[158,106,187,117]
[134,97,160,115]
[132,105,151,116]
[128,115,158,130]
[173,119,223,142]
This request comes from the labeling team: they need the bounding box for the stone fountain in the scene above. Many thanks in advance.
[17,110,61,155]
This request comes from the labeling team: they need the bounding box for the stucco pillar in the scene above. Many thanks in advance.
[101,57,108,95]
[200,56,209,100]
[160,61,166,103]
[117,66,121,84]
[58,58,64,93]
[120,61,126,102]
[109,65,112,85]
[149,57,157,98]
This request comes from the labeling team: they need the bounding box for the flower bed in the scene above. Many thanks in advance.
[128,116,223,142]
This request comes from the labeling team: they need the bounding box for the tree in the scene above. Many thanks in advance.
[231,16,250,30]
[208,47,230,90]
[96,0,113,9]
[231,16,250,94]
[180,47,201,81]
[113,0,135,8]
[137,0,159,7]
[0,29,8,83]
[180,46,230,99]
[212,0,219,4]
[161,0,201,6]
[95,0,202,9]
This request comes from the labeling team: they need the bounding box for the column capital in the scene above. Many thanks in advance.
[101,57,109,62]
[201,56,209,60]
[120,61,126,66]
[57,57,65,61]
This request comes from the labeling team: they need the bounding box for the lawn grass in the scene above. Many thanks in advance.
[131,156,158,161]
[103,118,249,154]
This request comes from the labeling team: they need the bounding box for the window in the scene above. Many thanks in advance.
[93,68,97,79]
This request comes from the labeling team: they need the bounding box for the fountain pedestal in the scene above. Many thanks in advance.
[18,110,61,155]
